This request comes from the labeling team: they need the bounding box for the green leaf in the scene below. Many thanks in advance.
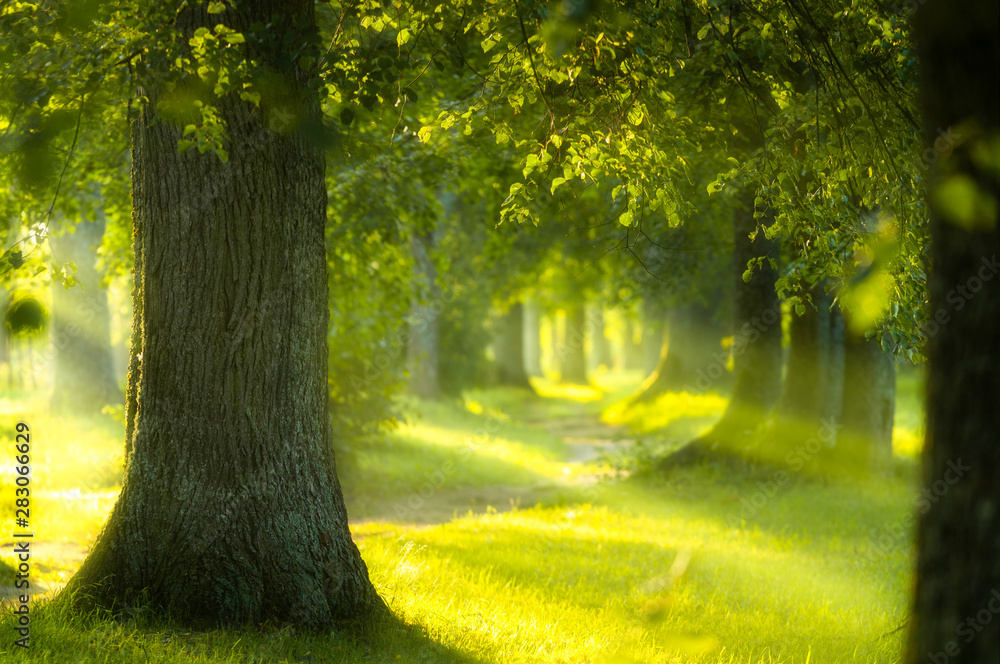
[396,29,411,46]
[339,106,356,126]
[627,106,644,126]
[550,177,567,194]
[207,1,226,13]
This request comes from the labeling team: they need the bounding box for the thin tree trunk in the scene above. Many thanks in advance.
[523,297,542,376]
[67,0,382,628]
[589,304,613,370]
[407,228,440,400]
[908,3,1000,661]
[49,212,122,414]
[666,192,782,466]
[768,288,844,470]
[623,314,644,371]
[494,301,533,390]
[641,299,667,377]
[560,303,588,384]
[837,335,894,477]
[548,312,561,376]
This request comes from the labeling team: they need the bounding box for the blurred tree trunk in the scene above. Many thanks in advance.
[908,2,999,659]
[49,212,122,414]
[632,302,721,404]
[837,335,894,477]
[666,193,782,466]
[560,303,588,384]
[407,227,440,400]
[494,301,533,390]
[67,0,382,628]
[548,312,560,376]
[589,303,613,370]
[768,288,845,470]
[641,299,667,377]
[623,314,644,371]
[523,297,542,376]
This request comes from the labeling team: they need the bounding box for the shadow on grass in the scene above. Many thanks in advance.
[0,593,487,663]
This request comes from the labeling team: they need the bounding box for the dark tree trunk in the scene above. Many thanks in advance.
[66,0,382,628]
[589,304,613,370]
[523,298,542,376]
[632,302,721,404]
[493,301,533,390]
[837,335,894,478]
[665,192,782,466]
[908,2,1000,661]
[49,213,122,414]
[560,303,588,384]
[768,288,845,471]
[407,228,440,400]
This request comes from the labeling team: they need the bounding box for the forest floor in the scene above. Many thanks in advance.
[0,369,924,663]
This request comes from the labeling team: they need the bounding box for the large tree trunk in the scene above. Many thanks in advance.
[66,0,382,628]
[523,297,543,376]
[665,193,782,466]
[560,303,588,384]
[493,301,533,390]
[908,2,1000,661]
[407,228,440,400]
[631,302,721,404]
[49,212,122,414]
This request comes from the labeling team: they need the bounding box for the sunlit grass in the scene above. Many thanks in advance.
[0,375,915,662]
[603,390,728,434]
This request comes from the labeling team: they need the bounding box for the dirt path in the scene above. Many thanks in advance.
[349,409,634,527]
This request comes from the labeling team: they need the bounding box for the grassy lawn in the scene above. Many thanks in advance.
[0,370,921,662]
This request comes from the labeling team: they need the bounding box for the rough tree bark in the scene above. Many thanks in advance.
[49,212,122,414]
[66,0,382,628]
[407,227,441,400]
[664,193,782,467]
[907,1,999,661]
[493,301,533,390]
[560,303,588,384]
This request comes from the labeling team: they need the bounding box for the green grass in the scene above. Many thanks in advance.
[0,371,919,663]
